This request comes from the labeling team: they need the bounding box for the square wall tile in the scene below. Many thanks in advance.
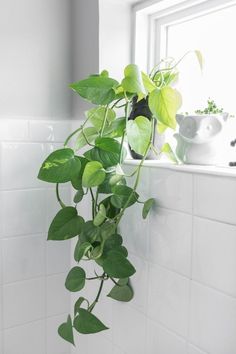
[113,303,146,354]
[150,167,193,213]
[0,119,28,142]
[194,174,236,224]
[46,273,70,317]
[147,320,187,354]
[46,315,71,354]
[189,282,236,354]
[149,207,192,277]
[0,142,48,190]
[119,202,149,259]
[193,217,236,296]
[0,189,46,237]
[2,234,45,283]
[3,277,45,328]
[46,239,71,275]
[29,120,71,143]
[147,264,190,338]
[4,320,45,354]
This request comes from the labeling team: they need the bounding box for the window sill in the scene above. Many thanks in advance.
[124,159,236,178]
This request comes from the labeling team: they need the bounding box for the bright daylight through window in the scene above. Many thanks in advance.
[133,0,236,165]
[166,4,236,115]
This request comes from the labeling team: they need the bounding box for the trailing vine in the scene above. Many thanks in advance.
[37,58,201,346]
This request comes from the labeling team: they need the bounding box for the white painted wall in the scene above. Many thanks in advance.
[71,0,99,119]
[0,0,72,119]
[99,0,132,80]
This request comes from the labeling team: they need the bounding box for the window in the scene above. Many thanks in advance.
[133,0,236,114]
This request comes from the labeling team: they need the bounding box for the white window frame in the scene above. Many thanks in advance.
[132,0,236,73]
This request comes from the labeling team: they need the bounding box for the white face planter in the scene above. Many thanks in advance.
[174,113,228,165]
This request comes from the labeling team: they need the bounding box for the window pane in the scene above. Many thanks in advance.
[167,5,236,115]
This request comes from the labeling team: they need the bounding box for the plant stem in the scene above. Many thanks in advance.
[100,105,109,136]
[86,276,101,280]
[119,132,125,164]
[111,98,123,109]
[110,277,121,286]
[56,183,66,208]
[64,116,90,147]
[88,273,106,312]
[64,127,82,147]
[115,141,151,226]
[89,188,96,218]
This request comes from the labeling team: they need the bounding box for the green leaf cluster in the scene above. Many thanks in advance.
[37,61,186,346]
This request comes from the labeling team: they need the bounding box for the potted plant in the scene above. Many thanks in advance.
[37,61,186,347]
[174,99,229,165]
[128,52,203,160]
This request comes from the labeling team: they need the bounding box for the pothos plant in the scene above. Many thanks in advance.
[38,53,201,347]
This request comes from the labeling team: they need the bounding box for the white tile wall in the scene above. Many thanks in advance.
[4,320,46,354]
[3,277,46,328]
[148,264,190,337]
[149,207,192,277]
[2,234,45,283]
[147,319,187,354]
[189,282,236,354]
[46,314,71,354]
[1,119,236,354]
[112,302,146,354]
[90,163,236,354]
[0,119,73,354]
[192,217,236,296]
[150,167,193,213]
[194,174,236,224]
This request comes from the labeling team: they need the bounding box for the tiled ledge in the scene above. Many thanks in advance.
[124,159,236,178]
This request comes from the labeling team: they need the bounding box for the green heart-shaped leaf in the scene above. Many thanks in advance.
[74,308,108,334]
[65,266,86,292]
[74,297,90,316]
[82,161,106,188]
[107,279,134,302]
[58,315,74,345]
[149,87,182,129]
[48,207,84,241]
[103,251,136,278]
[70,76,119,105]
[121,64,146,95]
[75,127,98,150]
[87,107,116,131]
[80,221,101,243]
[111,185,139,209]
[74,240,92,262]
[95,137,121,154]
[127,116,152,155]
[93,204,106,226]
[38,148,81,183]
[73,188,84,203]
[142,198,155,219]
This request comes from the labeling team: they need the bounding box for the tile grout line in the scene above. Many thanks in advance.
[186,173,195,349]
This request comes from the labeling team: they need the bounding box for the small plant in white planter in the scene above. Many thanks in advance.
[174,99,229,165]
